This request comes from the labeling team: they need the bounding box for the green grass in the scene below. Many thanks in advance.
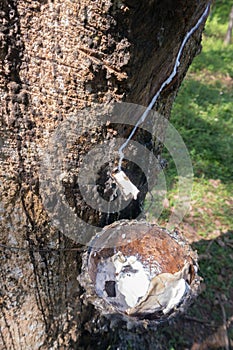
[193,235,233,300]
[190,37,233,77]
[166,78,233,183]
[189,0,233,78]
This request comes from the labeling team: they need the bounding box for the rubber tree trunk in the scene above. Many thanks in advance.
[0,0,209,349]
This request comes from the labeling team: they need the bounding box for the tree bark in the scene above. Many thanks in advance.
[0,0,209,349]
[224,5,233,45]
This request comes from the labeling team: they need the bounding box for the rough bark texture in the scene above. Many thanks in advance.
[0,0,209,349]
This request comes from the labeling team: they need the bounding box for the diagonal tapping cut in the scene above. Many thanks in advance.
[117,3,210,172]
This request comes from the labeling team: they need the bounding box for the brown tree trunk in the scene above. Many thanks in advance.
[224,5,233,45]
[0,0,209,349]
